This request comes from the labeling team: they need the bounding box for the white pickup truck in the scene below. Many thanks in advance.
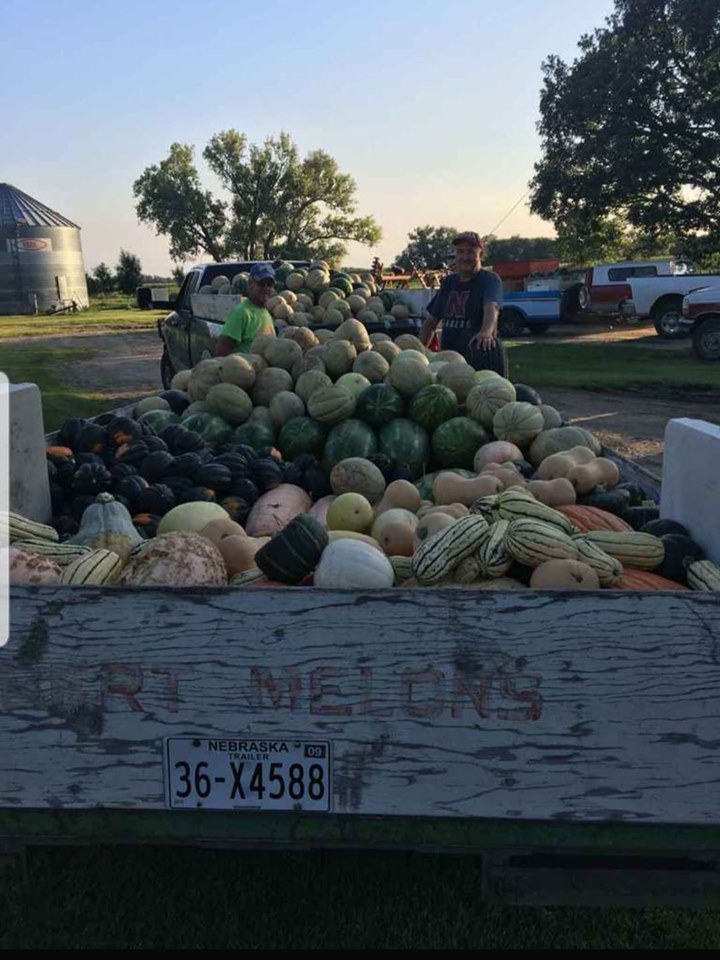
[617,261,720,338]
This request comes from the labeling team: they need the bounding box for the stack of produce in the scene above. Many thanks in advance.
[197,260,413,328]
[8,317,716,593]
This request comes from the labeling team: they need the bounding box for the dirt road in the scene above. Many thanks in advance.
[44,327,719,476]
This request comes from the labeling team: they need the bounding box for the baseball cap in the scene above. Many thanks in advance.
[249,263,276,281]
[452,231,484,249]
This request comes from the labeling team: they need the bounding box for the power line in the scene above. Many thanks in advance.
[484,187,532,239]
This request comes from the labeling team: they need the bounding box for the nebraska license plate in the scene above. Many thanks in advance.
[164,738,332,812]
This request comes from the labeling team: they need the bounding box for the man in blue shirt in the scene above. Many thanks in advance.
[419,231,503,363]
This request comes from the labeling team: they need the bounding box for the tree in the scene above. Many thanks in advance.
[484,235,559,264]
[171,266,185,286]
[133,131,382,265]
[394,226,458,270]
[530,0,720,256]
[115,249,143,294]
[93,263,115,295]
[85,272,100,296]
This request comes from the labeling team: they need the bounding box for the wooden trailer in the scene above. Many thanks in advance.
[3,437,720,907]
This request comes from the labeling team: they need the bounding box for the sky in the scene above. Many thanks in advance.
[1,0,616,276]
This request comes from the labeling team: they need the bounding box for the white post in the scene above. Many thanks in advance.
[8,383,52,523]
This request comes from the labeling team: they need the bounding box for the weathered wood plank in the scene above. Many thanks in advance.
[2,587,719,823]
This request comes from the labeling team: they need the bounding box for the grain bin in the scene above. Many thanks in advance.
[0,183,89,314]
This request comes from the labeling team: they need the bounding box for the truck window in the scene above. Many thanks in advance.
[608,266,658,281]
[178,271,201,308]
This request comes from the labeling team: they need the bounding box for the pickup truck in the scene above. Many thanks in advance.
[680,286,720,360]
[157,262,568,387]
[523,258,720,333]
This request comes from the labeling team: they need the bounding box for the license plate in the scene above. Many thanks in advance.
[164,737,331,812]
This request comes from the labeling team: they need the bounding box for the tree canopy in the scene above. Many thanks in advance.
[530,0,720,261]
[133,131,381,265]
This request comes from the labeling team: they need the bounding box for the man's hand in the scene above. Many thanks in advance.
[468,327,497,351]
[418,314,439,347]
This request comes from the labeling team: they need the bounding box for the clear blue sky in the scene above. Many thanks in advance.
[1,0,615,275]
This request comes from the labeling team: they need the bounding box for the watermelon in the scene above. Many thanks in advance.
[355,384,405,429]
[415,469,475,501]
[432,417,489,469]
[322,419,378,472]
[513,383,543,405]
[181,413,233,447]
[331,275,354,297]
[409,384,458,435]
[278,417,327,461]
[231,422,276,449]
[138,410,181,432]
[379,419,430,480]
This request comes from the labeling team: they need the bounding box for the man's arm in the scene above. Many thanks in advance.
[418,284,444,345]
[215,334,239,357]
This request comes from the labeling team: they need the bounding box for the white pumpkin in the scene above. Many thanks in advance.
[314,539,395,589]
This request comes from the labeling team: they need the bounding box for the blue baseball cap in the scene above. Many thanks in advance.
[249,263,276,281]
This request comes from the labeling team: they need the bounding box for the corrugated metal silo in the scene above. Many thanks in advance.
[0,184,90,315]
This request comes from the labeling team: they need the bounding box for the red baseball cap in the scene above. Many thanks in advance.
[452,231,484,249]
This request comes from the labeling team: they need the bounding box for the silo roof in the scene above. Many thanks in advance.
[0,183,80,229]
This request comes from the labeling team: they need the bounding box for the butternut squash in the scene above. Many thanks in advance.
[218,536,269,576]
[566,457,620,495]
[527,478,577,507]
[417,503,470,520]
[432,472,503,506]
[536,446,597,481]
[530,559,600,590]
[480,463,527,490]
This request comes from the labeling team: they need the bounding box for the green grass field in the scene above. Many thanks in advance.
[0,307,163,341]
[505,341,720,390]
[2,845,720,949]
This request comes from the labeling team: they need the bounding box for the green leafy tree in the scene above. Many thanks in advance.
[93,262,115,294]
[530,0,720,257]
[394,226,458,270]
[134,132,381,265]
[484,235,559,263]
[115,249,143,294]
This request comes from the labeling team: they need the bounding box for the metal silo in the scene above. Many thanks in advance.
[0,184,90,315]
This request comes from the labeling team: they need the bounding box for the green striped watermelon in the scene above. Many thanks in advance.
[355,384,405,428]
[379,419,430,479]
[138,410,181,432]
[431,417,489,469]
[278,417,327,461]
[409,384,458,435]
[232,422,276,449]
[182,413,233,446]
[322,419,378,472]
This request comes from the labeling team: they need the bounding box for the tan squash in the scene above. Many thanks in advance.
[377,522,416,557]
[432,472,503,506]
[536,446,597,481]
[527,478,577,507]
[479,463,527,489]
[200,518,247,547]
[327,530,384,551]
[218,535,269,577]
[414,511,456,547]
[371,508,418,543]
[566,457,620,494]
[530,559,600,590]
[373,479,422,517]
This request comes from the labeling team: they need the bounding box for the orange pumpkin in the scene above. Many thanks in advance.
[615,568,688,590]
[46,445,74,459]
[556,504,632,533]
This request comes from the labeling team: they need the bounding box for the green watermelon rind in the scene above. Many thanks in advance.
[278,416,327,461]
[409,384,459,435]
[431,416,488,469]
[180,412,233,446]
[355,384,405,428]
[379,419,430,480]
[321,419,378,472]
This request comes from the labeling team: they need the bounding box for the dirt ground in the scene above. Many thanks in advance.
[38,325,720,476]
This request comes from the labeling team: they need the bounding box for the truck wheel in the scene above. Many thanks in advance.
[498,309,526,338]
[692,318,720,361]
[652,298,685,339]
[529,324,549,334]
[561,283,589,321]
[465,338,509,378]
[161,348,175,389]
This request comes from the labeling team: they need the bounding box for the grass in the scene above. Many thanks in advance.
[0,307,164,341]
[2,846,720,949]
[505,341,720,391]
[0,343,122,430]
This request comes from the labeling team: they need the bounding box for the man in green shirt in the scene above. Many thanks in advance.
[215,263,277,356]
